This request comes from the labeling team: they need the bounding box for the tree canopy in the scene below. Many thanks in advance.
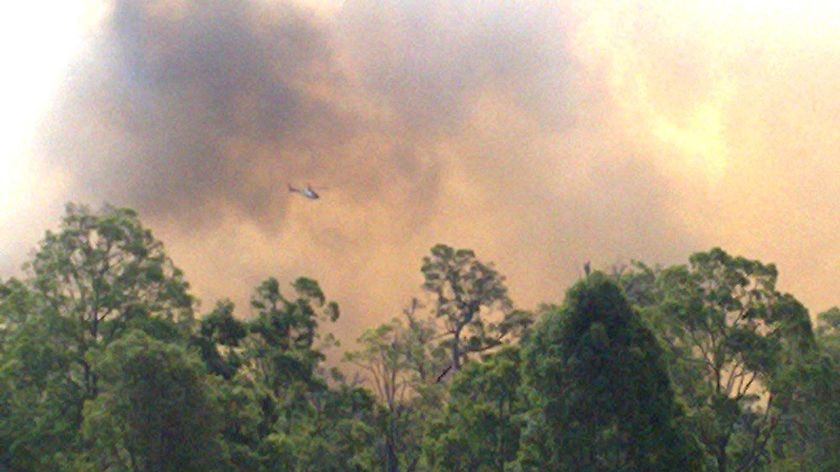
[1,204,838,471]
[519,272,702,471]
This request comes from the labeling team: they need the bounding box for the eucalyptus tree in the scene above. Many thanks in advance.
[243,276,378,471]
[344,298,449,472]
[0,204,195,469]
[647,248,815,471]
[27,203,194,398]
[816,307,840,357]
[769,349,840,471]
[421,244,532,371]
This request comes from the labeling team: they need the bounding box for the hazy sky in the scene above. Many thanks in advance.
[1,0,839,345]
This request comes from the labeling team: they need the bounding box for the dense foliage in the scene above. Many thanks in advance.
[1,204,838,471]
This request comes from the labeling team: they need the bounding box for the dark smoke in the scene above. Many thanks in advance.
[41,0,362,227]
[26,0,705,338]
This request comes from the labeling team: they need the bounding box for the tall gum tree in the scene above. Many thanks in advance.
[27,203,195,398]
[643,248,815,471]
[421,244,531,372]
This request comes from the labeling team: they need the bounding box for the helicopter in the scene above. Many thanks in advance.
[288,183,322,200]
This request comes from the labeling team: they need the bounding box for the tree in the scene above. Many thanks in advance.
[769,350,840,471]
[0,278,36,352]
[0,278,84,471]
[768,309,840,470]
[424,346,524,472]
[0,204,196,469]
[243,276,341,440]
[345,319,407,472]
[399,299,450,387]
[82,330,224,471]
[345,321,406,413]
[816,307,840,358]
[26,203,194,398]
[613,260,662,309]
[421,244,531,371]
[518,272,701,471]
[344,299,449,472]
[255,385,379,472]
[247,277,339,387]
[246,276,338,382]
[650,248,815,471]
[192,299,247,380]
[211,375,264,472]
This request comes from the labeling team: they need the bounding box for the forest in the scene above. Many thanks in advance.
[1,203,839,472]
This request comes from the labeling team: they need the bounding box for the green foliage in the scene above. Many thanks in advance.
[2,205,839,472]
[248,276,338,378]
[518,272,702,471]
[82,330,225,471]
[28,203,194,335]
[254,385,380,471]
[235,275,386,470]
[425,346,524,471]
[0,287,84,471]
[767,309,840,470]
[25,203,195,400]
[344,299,451,472]
[422,244,532,370]
[192,299,247,379]
[244,276,342,439]
[0,278,37,351]
[817,307,840,358]
[769,351,840,471]
[634,248,816,471]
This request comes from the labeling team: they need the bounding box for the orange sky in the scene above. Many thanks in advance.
[1,0,839,348]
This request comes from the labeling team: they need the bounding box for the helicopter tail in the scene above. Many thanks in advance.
[288,183,297,193]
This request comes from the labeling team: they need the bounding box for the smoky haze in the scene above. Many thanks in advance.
[6,0,840,343]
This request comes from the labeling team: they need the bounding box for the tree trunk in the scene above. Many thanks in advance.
[385,408,399,472]
[386,432,399,472]
[717,436,729,472]
[452,326,462,370]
